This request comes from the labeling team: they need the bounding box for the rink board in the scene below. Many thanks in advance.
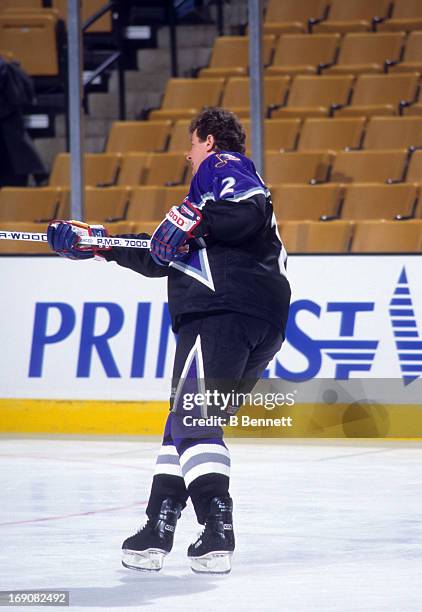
[0,254,421,437]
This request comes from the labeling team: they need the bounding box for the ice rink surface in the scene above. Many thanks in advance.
[1,436,422,612]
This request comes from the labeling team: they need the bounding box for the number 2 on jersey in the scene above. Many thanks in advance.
[220,176,236,197]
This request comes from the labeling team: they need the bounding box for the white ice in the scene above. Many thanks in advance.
[1,436,422,612]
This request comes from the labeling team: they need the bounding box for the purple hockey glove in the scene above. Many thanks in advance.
[47,220,111,260]
[150,201,202,266]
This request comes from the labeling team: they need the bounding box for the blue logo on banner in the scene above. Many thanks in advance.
[389,267,422,385]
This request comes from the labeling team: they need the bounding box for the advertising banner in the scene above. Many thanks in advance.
[0,255,421,402]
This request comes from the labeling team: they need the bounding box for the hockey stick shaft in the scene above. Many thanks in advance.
[0,230,150,249]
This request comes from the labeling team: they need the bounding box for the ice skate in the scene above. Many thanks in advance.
[188,496,235,575]
[122,498,182,571]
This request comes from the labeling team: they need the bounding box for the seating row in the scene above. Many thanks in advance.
[149,73,422,121]
[2,219,421,255]
[105,116,422,153]
[264,0,422,35]
[0,2,111,75]
[201,31,422,79]
[1,183,422,225]
[42,149,422,188]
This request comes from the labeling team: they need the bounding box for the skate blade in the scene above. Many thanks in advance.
[189,551,232,575]
[122,548,167,572]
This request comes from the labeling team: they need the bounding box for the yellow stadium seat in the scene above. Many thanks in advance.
[243,118,302,151]
[405,150,422,184]
[222,76,291,117]
[149,78,224,121]
[199,35,275,78]
[168,120,192,153]
[272,75,355,119]
[335,73,420,117]
[341,183,418,219]
[83,187,131,223]
[388,31,422,73]
[130,221,161,236]
[106,121,172,153]
[313,0,391,33]
[0,13,59,75]
[146,153,187,186]
[267,33,340,76]
[351,219,422,252]
[265,150,333,183]
[263,0,328,35]
[126,187,165,222]
[52,0,112,32]
[278,220,354,252]
[49,153,121,187]
[298,117,366,151]
[324,32,405,75]
[117,153,150,186]
[163,186,189,210]
[377,0,422,32]
[271,183,342,220]
[330,150,408,183]
[0,187,62,222]
[363,116,422,149]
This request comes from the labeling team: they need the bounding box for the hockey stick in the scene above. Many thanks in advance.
[0,230,151,249]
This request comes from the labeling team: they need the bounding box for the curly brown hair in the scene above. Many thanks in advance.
[189,107,246,154]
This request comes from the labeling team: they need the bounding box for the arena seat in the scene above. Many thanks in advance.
[82,187,131,223]
[363,116,422,149]
[263,0,328,35]
[330,150,408,183]
[0,13,59,75]
[198,35,275,78]
[377,0,422,32]
[117,153,150,186]
[0,187,62,222]
[146,153,187,186]
[401,86,422,116]
[351,219,422,252]
[405,150,422,184]
[265,151,333,184]
[266,33,340,76]
[221,76,291,118]
[271,183,342,220]
[130,221,160,236]
[106,222,135,234]
[168,120,191,152]
[125,187,165,222]
[243,118,302,151]
[0,0,43,8]
[117,153,187,186]
[323,32,405,75]
[313,0,391,33]
[388,31,422,73]
[335,73,420,117]
[278,220,354,252]
[106,121,172,153]
[298,117,366,151]
[341,183,418,219]
[49,153,121,187]
[271,75,355,119]
[163,186,189,210]
[52,0,112,33]
[0,222,50,254]
[149,78,224,121]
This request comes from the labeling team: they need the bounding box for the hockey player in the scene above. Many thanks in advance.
[47,107,291,574]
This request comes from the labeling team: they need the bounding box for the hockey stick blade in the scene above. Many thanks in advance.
[0,230,151,249]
